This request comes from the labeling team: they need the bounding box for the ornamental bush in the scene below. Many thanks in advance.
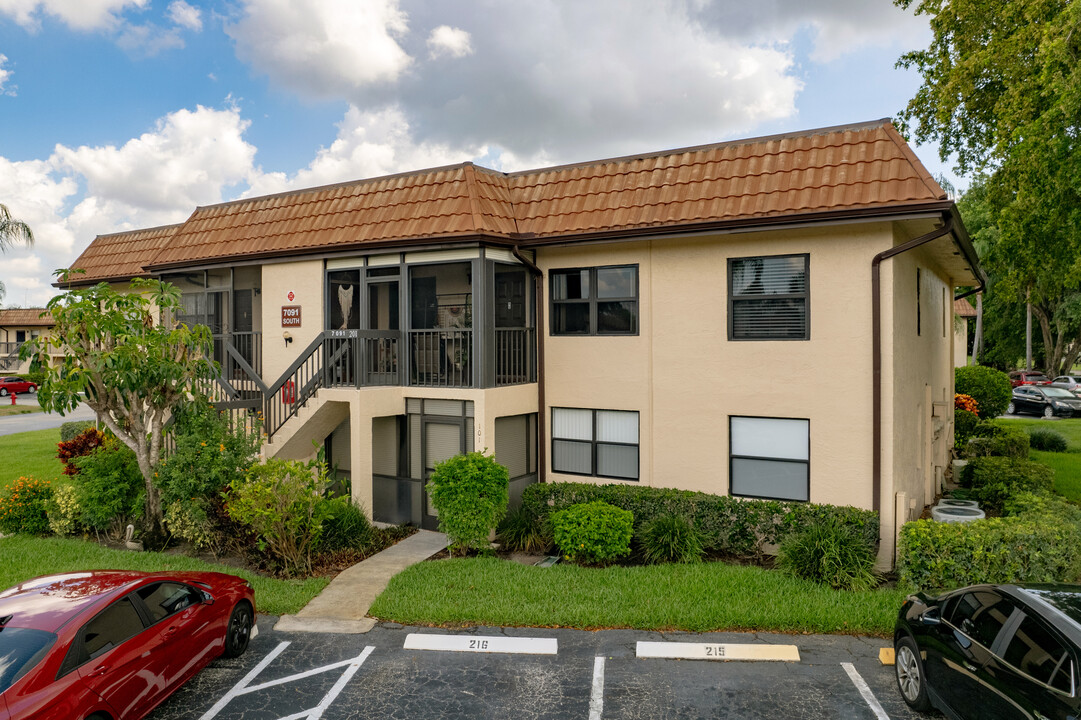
[552,501,633,565]
[638,513,704,564]
[71,439,145,535]
[317,496,374,553]
[226,457,333,576]
[955,365,1012,419]
[964,424,1030,459]
[46,484,81,536]
[954,393,979,414]
[954,408,980,450]
[56,427,105,476]
[59,420,96,443]
[959,456,1054,513]
[777,520,878,591]
[1029,428,1069,452]
[426,451,509,555]
[0,477,53,535]
[497,504,551,554]
[520,482,878,559]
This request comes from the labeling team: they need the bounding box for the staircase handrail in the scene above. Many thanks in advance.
[264,331,329,439]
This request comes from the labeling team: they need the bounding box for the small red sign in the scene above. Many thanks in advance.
[288,291,295,301]
[282,306,301,327]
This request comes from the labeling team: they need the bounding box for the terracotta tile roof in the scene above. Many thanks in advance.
[954,298,977,317]
[0,308,53,327]
[78,119,951,273]
[67,224,182,285]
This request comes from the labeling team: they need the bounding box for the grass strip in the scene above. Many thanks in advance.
[1031,449,1081,502]
[0,428,66,489]
[1005,417,1081,451]
[369,557,908,636]
[0,535,328,616]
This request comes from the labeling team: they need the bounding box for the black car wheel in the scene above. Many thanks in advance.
[1007,401,1016,415]
[224,601,253,658]
[895,635,932,712]
[1044,405,1055,419]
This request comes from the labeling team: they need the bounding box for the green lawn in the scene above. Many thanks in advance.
[369,557,909,636]
[0,535,328,616]
[995,418,1081,501]
[0,428,66,489]
[1000,417,1081,450]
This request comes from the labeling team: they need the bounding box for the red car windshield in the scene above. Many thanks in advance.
[0,627,57,693]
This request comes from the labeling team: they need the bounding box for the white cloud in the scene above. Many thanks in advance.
[426,25,472,59]
[0,54,13,96]
[115,23,186,55]
[167,0,201,31]
[226,0,413,95]
[0,0,148,31]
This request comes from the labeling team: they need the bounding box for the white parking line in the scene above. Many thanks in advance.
[841,662,891,720]
[588,656,605,720]
[198,641,374,720]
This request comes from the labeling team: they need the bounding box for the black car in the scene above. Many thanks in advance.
[895,583,1081,719]
[1008,386,1081,418]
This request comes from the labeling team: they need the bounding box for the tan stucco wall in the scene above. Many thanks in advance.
[539,223,894,510]
[954,317,969,368]
[262,260,324,382]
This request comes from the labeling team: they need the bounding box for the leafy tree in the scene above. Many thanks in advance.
[22,273,216,538]
[0,203,33,302]
[896,0,1081,374]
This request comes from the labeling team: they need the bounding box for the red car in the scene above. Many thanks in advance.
[0,570,256,720]
[0,377,36,396]
[1008,370,1050,387]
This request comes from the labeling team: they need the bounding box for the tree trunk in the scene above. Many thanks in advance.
[970,293,983,365]
[1026,302,1033,371]
[89,403,166,539]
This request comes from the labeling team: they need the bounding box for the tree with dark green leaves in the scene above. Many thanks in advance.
[22,273,217,538]
[896,0,1081,375]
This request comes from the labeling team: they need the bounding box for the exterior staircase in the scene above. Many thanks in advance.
[262,389,348,460]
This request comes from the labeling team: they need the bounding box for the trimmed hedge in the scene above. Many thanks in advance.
[955,365,1012,419]
[59,421,96,443]
[959,456,1054,512]
[551,501,633,565]
[520,482,879,558]
[963,424,1030,459]
[898,515,1081,590]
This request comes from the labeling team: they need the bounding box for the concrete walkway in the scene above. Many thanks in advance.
[275,529,448,634]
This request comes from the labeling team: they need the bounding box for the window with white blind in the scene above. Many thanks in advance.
[729,416,809,501]
[552,408,639,480]
[728,254,809,340]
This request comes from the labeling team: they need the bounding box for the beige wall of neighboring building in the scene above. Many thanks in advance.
[540,223,893,510]
[954,317,970,368]
[262,260,324,382]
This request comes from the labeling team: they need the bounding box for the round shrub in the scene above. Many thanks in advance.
[0,477,53,535]
[46,484,81,536]
[1029,428,1069,453]
[639,513,704,564]
[426,451,509,555]
[964,424,1030,459]
[954,408,979,450]
[318,496,374,552]
[59,420,96,443]
[552,501,633,565]
[497,505,550,553]
[955,365,1012,419]
[960,456,1055,513]
[71,439,144,534]
[776,521,878,591]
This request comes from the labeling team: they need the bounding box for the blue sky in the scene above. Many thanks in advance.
[0,0,953,307]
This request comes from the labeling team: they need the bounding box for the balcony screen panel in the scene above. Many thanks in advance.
[731,256,806,296]
[597,444,639,480]
[730,458,808,501]
[596,266,636,299]
[553,303,590,334]
[731,417,808,460]
[597,302,637,334]
[552,408,593,441]
[425,423,460,469]
[495,415,529,479]
[596,410,638,444]
[553,440,592,475]
[552,270,590,300]
[731,299,806,339]
[409,414,422,478]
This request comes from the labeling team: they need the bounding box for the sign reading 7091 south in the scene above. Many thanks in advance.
[281,306,301,327]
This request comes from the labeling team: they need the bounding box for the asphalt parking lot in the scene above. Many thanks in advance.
[148,619,919,720]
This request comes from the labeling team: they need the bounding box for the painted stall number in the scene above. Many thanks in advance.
[469,640,490,650]
[704,645,726,658]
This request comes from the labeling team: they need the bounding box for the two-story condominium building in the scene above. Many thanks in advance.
[66,119,983,565]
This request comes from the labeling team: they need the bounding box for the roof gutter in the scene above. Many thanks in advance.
[512,246,546,483]
[871,213,956,513]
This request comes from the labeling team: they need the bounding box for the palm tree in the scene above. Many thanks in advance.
[0,203,34,302]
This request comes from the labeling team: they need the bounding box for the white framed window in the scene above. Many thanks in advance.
[552,407,639,480]
[729,416,809,501]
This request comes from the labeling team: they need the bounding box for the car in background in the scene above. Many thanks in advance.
[1009,370,1051,387]
[1050,375,1081,395]
[1008,385,1081,418]
[894,583,1081,720]
[0,570,256,720]
[0,377,36,396]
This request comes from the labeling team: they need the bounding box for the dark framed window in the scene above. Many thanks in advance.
[729,416,809,501]
[550,265,638,336]
[551,408,639,480]
[728,254,808,340]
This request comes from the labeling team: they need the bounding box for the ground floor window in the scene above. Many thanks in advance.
[552,408,639,480]
[729,416,808,501]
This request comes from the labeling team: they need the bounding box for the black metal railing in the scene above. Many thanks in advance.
[495,327,535,385]
[0,341,23,370]
[408,329,472,388]
[263,333,327,439]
